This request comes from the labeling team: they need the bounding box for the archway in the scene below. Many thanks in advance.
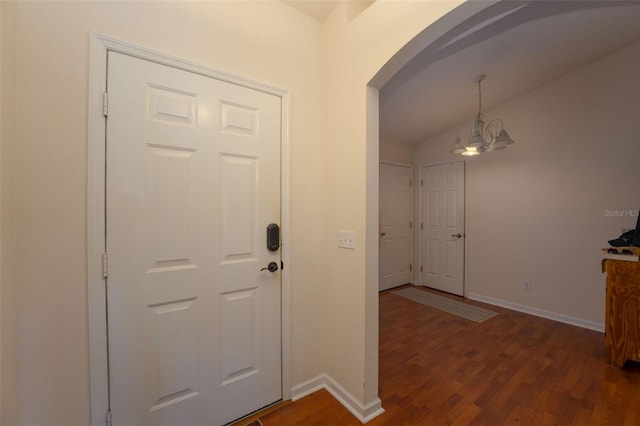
[365,0,639,417]
[363,0,501,413]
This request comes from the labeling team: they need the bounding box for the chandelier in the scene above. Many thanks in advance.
[451,75,514,156]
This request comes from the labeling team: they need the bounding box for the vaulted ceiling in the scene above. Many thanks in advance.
[379,1,640,144]
[282,1,640,145]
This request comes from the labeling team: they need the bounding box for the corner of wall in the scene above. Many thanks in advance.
[291,374,384,423]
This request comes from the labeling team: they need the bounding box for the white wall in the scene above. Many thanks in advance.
[0,1,18,422]
[413,41,640,328]
[0,3,3,421]
[1,2,326,424]
[0,2,3,421]
[380,138,414,164]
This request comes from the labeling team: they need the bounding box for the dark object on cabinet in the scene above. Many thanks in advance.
[633,211,640,246]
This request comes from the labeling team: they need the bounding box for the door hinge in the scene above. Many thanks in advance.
[281,260,284,270]
[102,253,109,278]
[420,179,423,186]
[420,266,423,272]
[409,264,412,272]
[409,179,413,187]
[102,91,109,117]
[420,222,423,230]
[410,221,413,229]
[105,410,112,426]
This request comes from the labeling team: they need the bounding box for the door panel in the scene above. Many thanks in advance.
[379,163,413,291]
[220,155,257,260]
[106,52,281,425]
[421,162,464,296]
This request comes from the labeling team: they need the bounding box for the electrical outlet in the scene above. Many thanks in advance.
[524,280,532,291]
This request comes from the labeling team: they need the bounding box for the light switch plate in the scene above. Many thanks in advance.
[338,230,356,250]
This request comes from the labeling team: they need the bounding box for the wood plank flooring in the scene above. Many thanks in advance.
[259,286,640,425]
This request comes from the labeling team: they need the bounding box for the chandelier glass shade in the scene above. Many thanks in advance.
[451,75,514,156]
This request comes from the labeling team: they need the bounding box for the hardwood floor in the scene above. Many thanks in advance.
[259,286,640,425]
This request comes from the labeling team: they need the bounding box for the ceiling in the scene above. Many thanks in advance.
[379,1,640,144]
[280,1,640,145]
[282,0,339,23]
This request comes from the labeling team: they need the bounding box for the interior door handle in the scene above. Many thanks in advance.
[452,233,462,239]
[260,262,279,272]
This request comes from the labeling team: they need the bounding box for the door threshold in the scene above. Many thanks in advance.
[379,283,412,294]
[230,400,292,426]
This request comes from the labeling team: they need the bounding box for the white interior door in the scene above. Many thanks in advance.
[379,163,413,291]
[106,52,282,425]
[420,162,464,296]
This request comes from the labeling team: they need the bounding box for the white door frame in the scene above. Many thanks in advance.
[417,161,467,296]
[86,33,292,426]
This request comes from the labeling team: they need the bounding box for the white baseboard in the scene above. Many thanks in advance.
[291,374,385,423]
[290,375,325,401]
[467,292,605,333]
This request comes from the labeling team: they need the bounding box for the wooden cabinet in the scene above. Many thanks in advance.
[602,258,640,367]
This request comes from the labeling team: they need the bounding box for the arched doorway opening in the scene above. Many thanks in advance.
[366,0,640,419]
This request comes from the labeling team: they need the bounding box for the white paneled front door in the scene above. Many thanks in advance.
[420,162,465,296]
[379,163,413,291]
[106,52,282,425]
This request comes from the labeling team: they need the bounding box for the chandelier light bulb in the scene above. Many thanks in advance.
[461,147,480,156]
